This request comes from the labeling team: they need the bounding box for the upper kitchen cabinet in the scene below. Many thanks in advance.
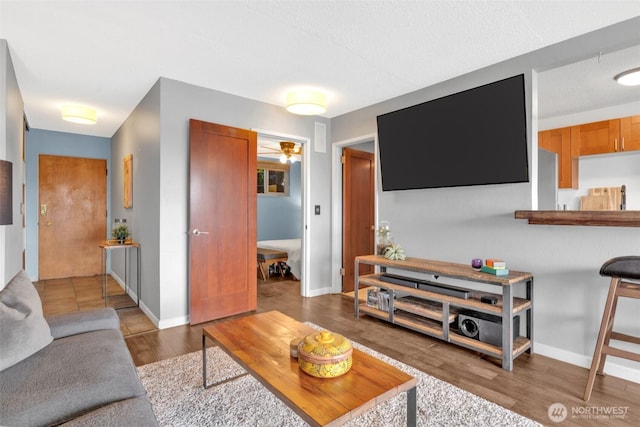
[577,115,640,155]
[620,115,640,152]
[539,127,578,189]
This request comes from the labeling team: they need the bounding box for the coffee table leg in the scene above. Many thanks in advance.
[407,386,416,427]
[202,334,209,389]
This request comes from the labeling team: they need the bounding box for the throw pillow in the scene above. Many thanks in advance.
[0,271,53,371]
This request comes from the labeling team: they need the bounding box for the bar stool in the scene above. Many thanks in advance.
[583,256,640,401]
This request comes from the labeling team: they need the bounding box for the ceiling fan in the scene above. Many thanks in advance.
[258,141,302,163]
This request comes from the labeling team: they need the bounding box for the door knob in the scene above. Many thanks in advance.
[192,229,209,236]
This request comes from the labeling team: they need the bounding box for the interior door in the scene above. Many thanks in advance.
[38,155,107,279]
[342,148,375,292]
[189,119,257,325]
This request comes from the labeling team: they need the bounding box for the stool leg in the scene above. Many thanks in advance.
[584,277,620,401]
[258,261,267,281]
[596,292,619,375]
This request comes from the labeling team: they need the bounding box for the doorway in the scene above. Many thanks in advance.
[38,155,107,279]
[331,134,378,293]
[254,128,310,297]
[342,148,375,292]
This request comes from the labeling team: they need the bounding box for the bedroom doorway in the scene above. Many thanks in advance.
[254,129,310,297]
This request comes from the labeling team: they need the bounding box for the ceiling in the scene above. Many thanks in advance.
[1,1,639,138]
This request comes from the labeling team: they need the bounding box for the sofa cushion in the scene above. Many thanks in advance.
[0,270,53,371]
[47,307,120,339]
[0,328,147,426]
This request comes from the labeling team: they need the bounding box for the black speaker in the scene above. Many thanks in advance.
[457,310,519,347]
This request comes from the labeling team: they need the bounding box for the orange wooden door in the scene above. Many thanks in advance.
[188,119,257,325]
[38,155,107,279]
[342,148,374,292]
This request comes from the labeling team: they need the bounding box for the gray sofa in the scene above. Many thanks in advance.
[0,270,158,426]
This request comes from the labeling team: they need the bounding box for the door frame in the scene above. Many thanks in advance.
[331,133,379,294]
[253,128,311,297]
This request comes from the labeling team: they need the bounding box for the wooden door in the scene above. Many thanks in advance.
[342,148,374,293]
[189,119,257,325]
[38,155,107,279]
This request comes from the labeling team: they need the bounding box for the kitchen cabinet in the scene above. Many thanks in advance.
[538,126,578,189]
[539,115,640,189]
[577,115,640,155]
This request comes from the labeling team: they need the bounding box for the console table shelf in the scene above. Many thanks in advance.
[354,255,533,371]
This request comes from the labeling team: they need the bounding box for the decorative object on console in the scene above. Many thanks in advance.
[471,258,483,270]
[376,221,392,255]
[111,219,130,244]
[383,243,406,260]
[481,259,509,275]
[297,330,353,378]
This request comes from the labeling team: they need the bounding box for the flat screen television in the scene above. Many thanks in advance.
[376,74,529,191]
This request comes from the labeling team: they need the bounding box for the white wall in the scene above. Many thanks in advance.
[331,19,640,382]
[1,39,24,287]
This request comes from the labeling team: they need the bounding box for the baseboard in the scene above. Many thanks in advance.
[306,285,333,297]
[138,300,159,327]
[158,315,189,329]
[534,342,640,384]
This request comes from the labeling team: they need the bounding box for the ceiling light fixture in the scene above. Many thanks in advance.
[285,90,327,115]
[614,67,640,86]
[279,141,299,163]
[61,105,97,124]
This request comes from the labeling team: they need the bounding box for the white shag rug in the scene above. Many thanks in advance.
[137,325,541,427]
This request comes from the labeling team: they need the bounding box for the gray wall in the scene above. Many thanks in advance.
[257,159,301,241]
[111,80,161,319]
[331,19,640,381]
[111,77,331,327]
[1,39,24,287]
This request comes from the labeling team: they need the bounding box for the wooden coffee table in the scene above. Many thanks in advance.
[202,310,417,426]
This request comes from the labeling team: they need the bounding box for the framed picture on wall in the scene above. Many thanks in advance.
[124,154,133,208]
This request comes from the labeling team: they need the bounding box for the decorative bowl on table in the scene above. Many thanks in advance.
[297,330,353,378]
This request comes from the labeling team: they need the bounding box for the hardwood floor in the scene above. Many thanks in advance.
[124,278,639,426]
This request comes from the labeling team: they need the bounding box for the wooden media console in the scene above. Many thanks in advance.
[354,255,533,371]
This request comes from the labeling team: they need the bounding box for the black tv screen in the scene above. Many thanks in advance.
[376,74,529,191]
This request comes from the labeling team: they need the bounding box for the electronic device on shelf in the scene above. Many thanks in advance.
[379,273,471,299]
[457,310,520,347]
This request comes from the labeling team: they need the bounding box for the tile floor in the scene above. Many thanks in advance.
[35,274,157,337]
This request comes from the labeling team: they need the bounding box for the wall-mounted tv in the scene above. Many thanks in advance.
[376,74,529,191]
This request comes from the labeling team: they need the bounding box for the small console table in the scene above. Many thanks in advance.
[99,240,141,309]
[354,255,533,371]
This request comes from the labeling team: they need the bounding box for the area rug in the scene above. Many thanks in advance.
[137,325,541,427]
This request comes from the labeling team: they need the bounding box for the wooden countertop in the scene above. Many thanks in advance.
[514,210,640,227]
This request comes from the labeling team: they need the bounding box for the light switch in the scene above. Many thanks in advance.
[314,205,321,215]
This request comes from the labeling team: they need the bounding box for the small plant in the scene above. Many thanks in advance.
[383,243,406,261]
[111,224,130,242]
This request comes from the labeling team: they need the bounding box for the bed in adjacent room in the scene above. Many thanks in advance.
[257,239,301,280]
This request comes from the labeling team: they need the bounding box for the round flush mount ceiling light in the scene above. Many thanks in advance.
[285,90,327,115]
[614,67,640,86]
[61,104,97,124]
